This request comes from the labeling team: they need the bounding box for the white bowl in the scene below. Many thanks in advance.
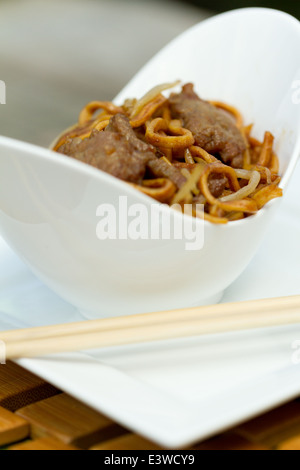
[0,8,299,318]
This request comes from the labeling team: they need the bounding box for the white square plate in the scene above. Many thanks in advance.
[0,162,299,448]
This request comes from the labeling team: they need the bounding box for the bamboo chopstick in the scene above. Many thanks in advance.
[1,295,300,360]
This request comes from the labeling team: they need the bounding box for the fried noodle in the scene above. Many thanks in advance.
[53,82,283,224]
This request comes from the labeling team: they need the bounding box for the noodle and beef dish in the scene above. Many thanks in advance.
[54,82,282,224]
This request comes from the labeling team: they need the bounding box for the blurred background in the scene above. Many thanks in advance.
[0,0,298,146]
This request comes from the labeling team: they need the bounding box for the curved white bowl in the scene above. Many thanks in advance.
[0,8,299,318]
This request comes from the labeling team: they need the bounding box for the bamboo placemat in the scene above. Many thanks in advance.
[0,361,299,450]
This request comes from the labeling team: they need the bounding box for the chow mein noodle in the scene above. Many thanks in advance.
[53,82,282,224]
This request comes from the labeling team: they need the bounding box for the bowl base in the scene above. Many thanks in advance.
[189,290,225,308]
[80,290,225,320]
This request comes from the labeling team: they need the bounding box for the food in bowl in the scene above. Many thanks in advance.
[53,82,282,224]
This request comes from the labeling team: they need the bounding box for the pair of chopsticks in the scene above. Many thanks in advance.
[1,295,300,360]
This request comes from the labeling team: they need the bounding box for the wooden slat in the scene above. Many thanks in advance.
[91,431,269,451]
[16,393,126,449]
[235,402,300,447]
[0,406,29,446]
[192,433,268,450]
[277,434,300,450]
[0,361,59,411]
[9,436,79,450]
[90,433,162,450]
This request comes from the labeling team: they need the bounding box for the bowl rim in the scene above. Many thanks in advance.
[0,132,295,231]
[112,6,300,225]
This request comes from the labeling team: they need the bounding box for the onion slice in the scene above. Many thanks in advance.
[220,169,260,202]
[130,80,180,118]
